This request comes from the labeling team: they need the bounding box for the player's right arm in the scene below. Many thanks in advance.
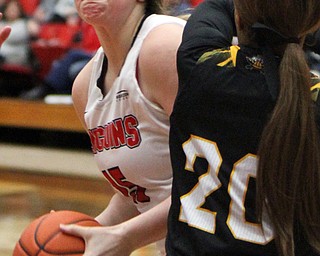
[72,57,95,132]
[0,13,11,47]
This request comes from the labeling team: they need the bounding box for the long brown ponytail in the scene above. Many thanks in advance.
[234,0,320,255]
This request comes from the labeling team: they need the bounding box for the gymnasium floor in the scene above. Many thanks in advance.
[0,169,157,256]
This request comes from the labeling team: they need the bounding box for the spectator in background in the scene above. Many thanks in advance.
[0,0,6,13]
[28,0,78,37]
[52,0,77,23]
[31,0,76,23]
[0,0,38,97]
[31,0,56,23]
[0,0,31,66]
[20,21,100,100]
[164,0,192,15]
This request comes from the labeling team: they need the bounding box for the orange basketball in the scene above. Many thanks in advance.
[13,210,101,256]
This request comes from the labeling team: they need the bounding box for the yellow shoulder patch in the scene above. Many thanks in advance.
[311,82,320,102]
[197,45,239,68]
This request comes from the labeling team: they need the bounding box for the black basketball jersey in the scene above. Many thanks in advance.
[166,0,320,255]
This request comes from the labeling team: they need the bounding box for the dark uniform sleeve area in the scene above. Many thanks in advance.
[177,0,236,88]
[305,29,320,55]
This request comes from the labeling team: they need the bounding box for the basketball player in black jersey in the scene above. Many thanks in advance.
[166,0,320,255]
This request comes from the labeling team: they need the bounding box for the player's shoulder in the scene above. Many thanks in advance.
[139,17,184,72]
[142,17,185,52]
[145,14,187,28]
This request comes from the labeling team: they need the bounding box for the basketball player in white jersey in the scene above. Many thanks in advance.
[60,0,185,255]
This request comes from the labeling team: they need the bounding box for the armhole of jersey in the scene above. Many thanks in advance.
[136,57,140,84]
[97,56,108,95]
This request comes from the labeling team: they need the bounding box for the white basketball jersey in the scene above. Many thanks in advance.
[85,14,186,213]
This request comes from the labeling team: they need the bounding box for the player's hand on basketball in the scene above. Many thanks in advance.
[0,13,11,47]
[60,223,134,256]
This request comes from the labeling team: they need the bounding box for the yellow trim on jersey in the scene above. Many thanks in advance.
[197,45,240,68]
[217,45,239,67]
[311,83,320,102]
[311,83,320,91]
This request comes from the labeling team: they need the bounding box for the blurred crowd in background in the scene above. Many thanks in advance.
[0,0,100,99]
[0,0,319,100]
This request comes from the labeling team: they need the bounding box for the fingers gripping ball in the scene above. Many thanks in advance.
[13,210,101,256]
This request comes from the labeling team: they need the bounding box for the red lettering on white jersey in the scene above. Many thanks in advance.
[89,115,141,154]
